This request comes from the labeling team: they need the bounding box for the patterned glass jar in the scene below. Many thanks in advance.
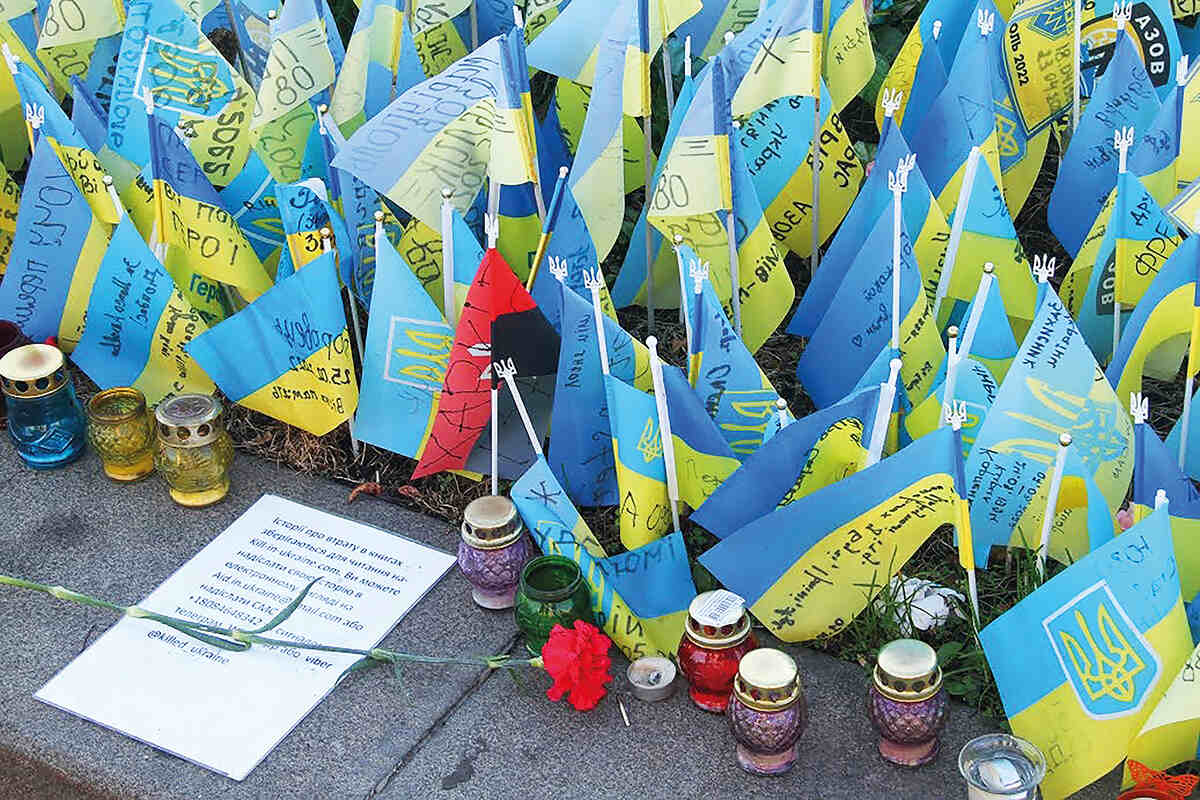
[513,555,594,655]
[727,648,808,775]
[677,590,757,713]
[86,388,156,481]
[457,495,533,609]
[0,344,86,469]
[153,394,234,508]
[867,638,948,767]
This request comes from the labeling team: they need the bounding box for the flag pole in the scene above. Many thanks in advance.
[1132,391,1150,524]
[940,264,995,427]
[672,234,693,353]
[932,146,982,322]
[470,0,480,50]
[222,0,255,85]
[486,182,501,248]
[888,157,910,350]
[495,358,544,456]
[1,45,37,152]
[324,228,361,459]
[945,401,979,624]
[103,175,125,222]
[865,357,902,466]
[661,36,675,119]
[686,259,708,386]
[810,73,821,278]
[1155,489,1169,511]
[643,0,656,333]
[727,121,743,337]
[1113,125,1134,359]
[142,89,170,265]
[647,335,683,533]
[1181,211,1200,469]
[524,166,569,291]
[1072,0,1082,133]
[684,35,691,80]
[940,325,960,428]
[585,269,611,375]
[1035,432,1071,579]
[775,397,790,431]
[440,187,458,325]
[490,376,500,495]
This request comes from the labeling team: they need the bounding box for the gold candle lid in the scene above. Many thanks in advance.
[0,344,68,398]
[461,495,523,549]
[874,638,942,702]
[155,394,224,447]
[685,590,752,649]
[733,648,803,712]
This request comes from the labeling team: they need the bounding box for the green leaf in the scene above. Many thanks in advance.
[336,656,380,686]
[156,618,249,652]
[936,641,964,666]
[247,577,322,634]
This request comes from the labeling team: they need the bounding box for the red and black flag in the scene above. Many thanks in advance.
[411,248,559,480]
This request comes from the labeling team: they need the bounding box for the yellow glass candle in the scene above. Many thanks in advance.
[86,388,155,481]
[153,394,233,508]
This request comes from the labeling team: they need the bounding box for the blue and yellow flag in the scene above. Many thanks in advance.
[674,0,758,62]
[980,507,1191,800]
[186,251,358,436]
[354,234,453,461]
[1109,235,1200,410]
[0,137,107,352]
[1129,76,1185,206]
[722,0,820,117]
[72,218,214,405]
[0,165,18,274]
[1048,30,1162,256]
[965,287,1130,567]
[329,0,412,137]
[148,114,274,302]
[699,426,963,641]
[605,371,672,550]
[220,149,287,270]
[108,0,255,187]
[796,202,945,409]
[692,385,881,539]
[1132,420,1200,601]
[822,0,875,112]
[791,116,948,336]
[660,363,739,509]
[512,456,697,661]
[250,0,337,137]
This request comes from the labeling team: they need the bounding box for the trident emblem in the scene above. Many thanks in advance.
[145,44,227,112]
[1032,254,1057,284]
[1112,0,1133,30]
[1130,392,1149,425]
[23,103,43,131]
[547,256,568,283]
[688,258,710,296]
[880,88,903,119]
[635,417,663,463]
[976,8,995,36]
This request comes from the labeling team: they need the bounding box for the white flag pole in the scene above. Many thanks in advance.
[647,336,682,533]
[775,397,791,431]
[322,229,361,459]
[887,157,911,350]
[661,36,675,119]
[865,358,903,466]
[944,400,979,622]
[440,187,458,326]
[1132,391,1150,524]
[1036,432,1072,578]
[684,35,692,79]
[939,325,960,429]
[1113,125,1135,358]
[103,175,126,222]
[495,359,543,456]
[585,269,611,375]
[1155,488,1169,512]
[672,234,694,351]
[932,146,981,322]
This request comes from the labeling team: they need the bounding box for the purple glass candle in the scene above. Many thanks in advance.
[457,495,533,609]
[727,648,808,775]
[866,638,948,767]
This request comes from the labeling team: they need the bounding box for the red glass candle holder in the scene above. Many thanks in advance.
[677,591,757,713]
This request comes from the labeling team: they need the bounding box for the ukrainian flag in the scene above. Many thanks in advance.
[723,0,820,117]
[0,165,18,275]
[0,19,46,169]
[512,456,697,661]
[692,384,882,539]
[1132,421,1200,601]
[822,0,875,112]
[874,0,972,135]
[148,115,274,302]
[1114,172,1182,308]
[250,0,337,135]
[186,251,358,436]
[605,372,673,550]
[699,427,963,642]
[674,0,759,62]
[980,508,1191,800]
[1126,642,1200,782]
[660,364,739,509]
[905,359,999,450]
[1129,80,1184,206]
[71,218,214,405]
[220,150,287,269]
[329,0,408,137]
[0,138,107,352]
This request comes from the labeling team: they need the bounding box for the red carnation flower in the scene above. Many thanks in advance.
[539,620,613,711]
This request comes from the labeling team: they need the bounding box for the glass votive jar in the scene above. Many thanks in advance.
[458,494,533,609]
[153,394,233,508]
[958,734,1046,800]
[677,590,758,713]
[0,343,86,469]
[728,648,808,775]
[513,555,594,655]
[86,388,155,481]
[867,638,949,767]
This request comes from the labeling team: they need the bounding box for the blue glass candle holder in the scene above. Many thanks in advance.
[0,344,86,469]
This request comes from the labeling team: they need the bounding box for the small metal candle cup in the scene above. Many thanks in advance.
[0,344,86,469]
[86,388,156,481]
[513,555,594,654]
[677,590,757,713]
[958,734,1046,800]
[727,648,808,775]
[866,638,949,767]
[153,394,234,508]
[627,656,676,702]
[457,495,532,610]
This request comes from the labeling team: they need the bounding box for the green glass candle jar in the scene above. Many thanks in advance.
[86,388,156,481]
[514,556,594,655]
[153,394,234,508]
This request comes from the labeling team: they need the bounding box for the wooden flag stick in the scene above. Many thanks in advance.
[933,146,981,322]
[647,336,682,533]
[584,269,611,375]
[524,166,569,291]
[495,358,543,456]
[865,358,903,466]
[1036,432,1072,579]
[1113,125,1135,359]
